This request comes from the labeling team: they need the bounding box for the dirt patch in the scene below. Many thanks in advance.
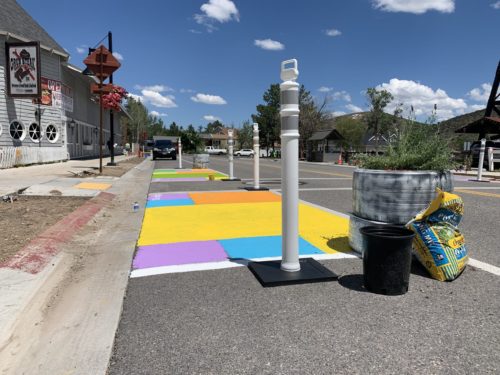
[0,196,89,263]
[69,157,144,178]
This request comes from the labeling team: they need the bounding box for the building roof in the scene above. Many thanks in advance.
[308,129,343,141]
[455,116,500,135]
[0,0,68,58]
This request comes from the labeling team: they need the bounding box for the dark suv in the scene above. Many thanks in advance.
[153,139,177,160]
[470,140,500,167]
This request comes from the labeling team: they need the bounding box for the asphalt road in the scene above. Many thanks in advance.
[109,156,500,374]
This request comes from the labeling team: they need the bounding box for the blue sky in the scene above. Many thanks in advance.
[19,0,500,126]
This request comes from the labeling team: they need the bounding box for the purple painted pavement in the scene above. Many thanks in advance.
[133,241,228,269]
[148,192,190,201]
[151,177,207,183]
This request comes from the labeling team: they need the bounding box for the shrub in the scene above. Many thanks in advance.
[356,123,456,171]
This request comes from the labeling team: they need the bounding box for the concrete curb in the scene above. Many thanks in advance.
[0,192,115,274]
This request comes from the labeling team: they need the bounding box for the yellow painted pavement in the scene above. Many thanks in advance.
[74,182,112,190]
[138,200,349,254]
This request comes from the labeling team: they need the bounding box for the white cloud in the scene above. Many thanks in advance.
[191,93,227,105]
[492,1,500,9]
[254,39,285,51]
[142,90,177,108]
[130,84,177,108]
[318,86,333,92]
[195,0,239,31]
[376,78,467,120]
[151,111,168,117]
[76,46,86,54]
[325,29,342,37]
[134,84,174,93]
[345,104,364,113]
[189,29,202,34]
[112,52,124,61]
[372,0,455,14]
[331,111,346,117]
[203,115,221,121]
[468,104,485,112]
[468,83,492,103]
[332,91,352,102]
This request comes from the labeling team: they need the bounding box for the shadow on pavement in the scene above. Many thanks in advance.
[338,274,367,292]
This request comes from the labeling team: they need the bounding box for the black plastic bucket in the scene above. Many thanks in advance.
[360,225,415,296]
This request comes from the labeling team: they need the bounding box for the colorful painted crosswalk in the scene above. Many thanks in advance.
[131,190,352,277]
[151,169,227,182]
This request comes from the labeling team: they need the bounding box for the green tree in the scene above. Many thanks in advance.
[252,84,280,152]
[335,116,367,151]
[204,120,224,134]
[181,124,202,152]
[365,88,394,154]
[123,97,150,143]
[237,120,254,148]
[299,86,329,158]
[166,121,182,136]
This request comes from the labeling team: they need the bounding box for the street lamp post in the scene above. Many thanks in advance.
[107,31,116,166]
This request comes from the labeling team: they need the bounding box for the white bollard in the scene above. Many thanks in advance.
[228,129,234,179]
[178,137,183,169]
[253,123,260,189]
[280,59,300,273]
[477,138,486,181]
[488,147,494,172]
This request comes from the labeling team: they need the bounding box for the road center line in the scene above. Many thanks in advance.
[454,189,500,198]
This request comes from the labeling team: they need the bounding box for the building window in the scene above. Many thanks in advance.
[9,120,26,140]
[28,122,42,142]
[83,126,92,145]
[46,124,59,143]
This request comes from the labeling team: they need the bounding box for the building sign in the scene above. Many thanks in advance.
[34,77,74,113]
[5,41,41,98]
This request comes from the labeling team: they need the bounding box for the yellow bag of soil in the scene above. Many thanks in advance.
[407,189,468,281]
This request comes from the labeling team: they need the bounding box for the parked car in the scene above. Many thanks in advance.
[470,140,500,167]
[204,146,227,155]
[235,149,255,157]
[153,139,177,160]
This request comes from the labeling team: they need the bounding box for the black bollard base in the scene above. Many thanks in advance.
[244,186,269,191]
[248,258,337,287]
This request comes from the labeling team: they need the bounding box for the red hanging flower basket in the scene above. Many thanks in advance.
[102,85,128,111]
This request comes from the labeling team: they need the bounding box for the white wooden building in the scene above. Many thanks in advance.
[0,0,126,168]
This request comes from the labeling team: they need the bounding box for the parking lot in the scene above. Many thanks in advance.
[109,156,500,374]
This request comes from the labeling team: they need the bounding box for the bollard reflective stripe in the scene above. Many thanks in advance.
[228,129,234,179]
[280,59,300,273]
[253,123,260,189]
[477,138,486,181]
[178,137,183,169]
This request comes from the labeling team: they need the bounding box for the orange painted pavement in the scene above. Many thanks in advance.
[189,191,281,205]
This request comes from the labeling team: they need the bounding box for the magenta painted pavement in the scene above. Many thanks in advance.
[133,241,228,269]
[148,193,190,201]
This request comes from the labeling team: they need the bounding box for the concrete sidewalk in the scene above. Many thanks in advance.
[0,158,153,375]
[0,154,139,195]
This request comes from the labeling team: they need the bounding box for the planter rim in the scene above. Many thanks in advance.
[354,168,450,174]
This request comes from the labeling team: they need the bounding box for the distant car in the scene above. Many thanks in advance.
[204,146,227,155]
[235,149,255,157]
[470,140,500,167]
[153,139,177,160]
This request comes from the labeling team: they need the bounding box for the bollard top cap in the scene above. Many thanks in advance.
[253,123,259,131]
[281,59,299,81]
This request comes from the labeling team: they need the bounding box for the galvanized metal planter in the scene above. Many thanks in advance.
[352,169,453,224]
[349,168,454,254]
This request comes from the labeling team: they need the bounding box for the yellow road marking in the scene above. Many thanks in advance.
[455,189,500,199]
[238,159,352,178]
